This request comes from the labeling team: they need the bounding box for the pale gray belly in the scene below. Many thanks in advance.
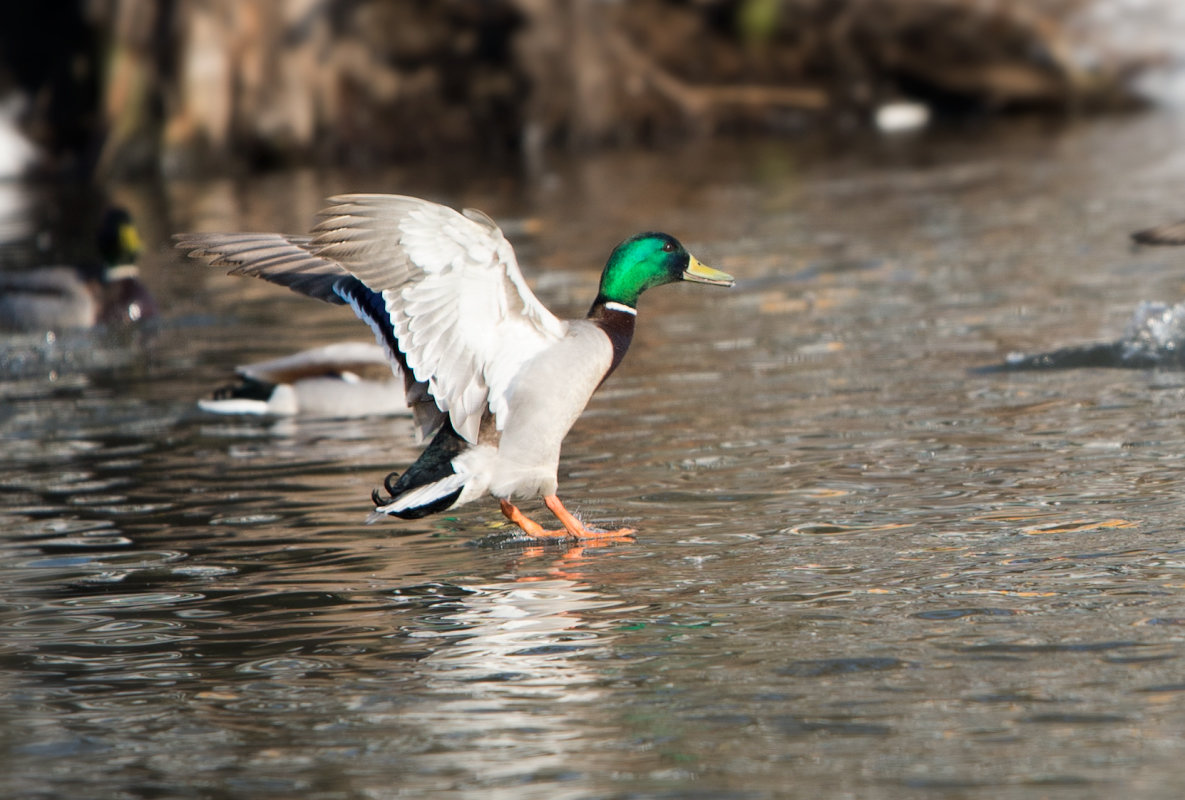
[489,323,612,497]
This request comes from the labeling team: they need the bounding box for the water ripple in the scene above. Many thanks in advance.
[48,591,206,610]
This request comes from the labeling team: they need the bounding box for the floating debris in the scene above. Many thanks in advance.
[1132,220,1185,246]
[989,301,1185,371]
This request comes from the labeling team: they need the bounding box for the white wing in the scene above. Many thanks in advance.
[309,194,567,443]
[179,195,568,445]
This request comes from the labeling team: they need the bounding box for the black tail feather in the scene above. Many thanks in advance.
[211,376,277,401]
[372,421,470,519]
[383,470,402,496]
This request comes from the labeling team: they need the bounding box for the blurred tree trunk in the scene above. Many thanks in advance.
[98,0,526,177]
[0,0,1158,178]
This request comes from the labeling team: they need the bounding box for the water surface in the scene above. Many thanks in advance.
[5,111,1185,799]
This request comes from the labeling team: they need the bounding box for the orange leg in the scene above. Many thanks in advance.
[499,496,635,541]
[500,498,570,539]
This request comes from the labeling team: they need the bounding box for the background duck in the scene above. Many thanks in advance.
[177,194,734,541]
[0,207,157,333]
[0,93,39,180]
[199,341,410,418]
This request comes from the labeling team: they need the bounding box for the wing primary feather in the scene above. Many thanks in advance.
[175,232,349,305]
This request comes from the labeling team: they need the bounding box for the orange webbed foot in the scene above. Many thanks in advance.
[544,495,635,542]
[498,497,635,543]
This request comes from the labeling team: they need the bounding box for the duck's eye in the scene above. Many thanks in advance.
[662,242,676,253]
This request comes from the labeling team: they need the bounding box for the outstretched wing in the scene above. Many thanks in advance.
[308,195,567,443]
[173,233,349,303]
[178,195,568,444]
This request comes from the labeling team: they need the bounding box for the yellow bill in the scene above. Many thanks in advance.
[683,255,735,287]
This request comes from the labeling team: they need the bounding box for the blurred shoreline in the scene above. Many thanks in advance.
[0,0,1182,180]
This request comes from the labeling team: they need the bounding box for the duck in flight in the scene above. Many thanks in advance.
[177,194,734,540]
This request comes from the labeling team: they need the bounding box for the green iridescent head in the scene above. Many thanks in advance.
[595,232,734,309]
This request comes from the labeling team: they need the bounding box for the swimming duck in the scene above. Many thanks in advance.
[0,207,157,333]
[0,93,39,179]
[176,194,734,540]
[198,340,410,418]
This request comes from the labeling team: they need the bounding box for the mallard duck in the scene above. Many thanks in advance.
[198,341,410,418]
[176,194,734,539]
[0,94,39,179]
[0,207,157,333]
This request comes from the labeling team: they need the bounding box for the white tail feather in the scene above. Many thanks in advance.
[372,472,468,517]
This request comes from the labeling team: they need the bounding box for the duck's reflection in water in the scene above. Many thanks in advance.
[391,546,629,791]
